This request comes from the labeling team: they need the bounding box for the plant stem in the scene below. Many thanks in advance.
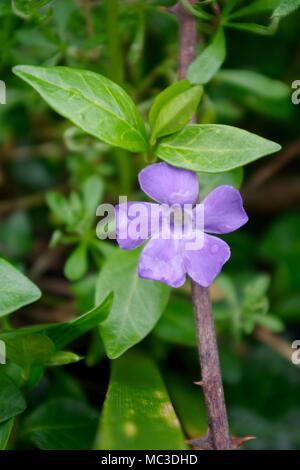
[176,0,232,450]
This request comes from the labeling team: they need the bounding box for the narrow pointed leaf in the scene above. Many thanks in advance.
[156,124,281,173]
[13,65,148,152]
[188,29,226,85]
[149,80,203,143]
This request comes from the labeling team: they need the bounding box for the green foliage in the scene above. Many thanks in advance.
[96,351,187,450]
[13,65,148,152]
[272,0,300,17]
[156,124,281,172]
[1,0,300,451]
[215,69,292,119]
[21,398,98,450]
[0,372,26,423]
[149,80,203,144]
[188,29,226,85]
[96,250,170,359]
[0,258,41,317]
[0,420,14,450]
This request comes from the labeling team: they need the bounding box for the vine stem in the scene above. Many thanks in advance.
[175,0,232,450]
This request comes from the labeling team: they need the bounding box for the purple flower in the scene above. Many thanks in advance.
[115,162,248,288]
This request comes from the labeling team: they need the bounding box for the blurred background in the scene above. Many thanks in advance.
[0,0,300,450]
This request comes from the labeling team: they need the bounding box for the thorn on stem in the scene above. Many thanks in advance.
[231,435,256,448]
[193,380,204,386]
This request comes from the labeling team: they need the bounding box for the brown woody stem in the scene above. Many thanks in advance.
[175,1,232,450]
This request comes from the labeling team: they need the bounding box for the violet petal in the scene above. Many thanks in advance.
[138,234,186,288]
[184,233,231,287]
[138,162,199,206]
[198,185,248,234]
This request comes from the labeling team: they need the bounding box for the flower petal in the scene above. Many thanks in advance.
[138,235,186,288]
[184,233,230,287]
[138,162,199,205]
[200,185,248,234]
[115,202,162,249]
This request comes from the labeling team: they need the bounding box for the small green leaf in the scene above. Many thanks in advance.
[46,293,113,350]
[216,69,290,102]
[95,250,170,359]
[95,351,187,450]
[188,29,226,85]
[13,65,148,152]
[5,333,55,370]
[254,314,284,332]
[82,175,104,221]
[149,80,203,143]
[0,372,26,423]
[228,0,280,19]
[225,21,277,35]
[0,293,113,352]
[46,351,83,367]
[215,69,292,119]
[64,243,88,281]
[12,0,51,18]
[21,398,98,450]
[272,0,300,17]
[156,124,281,173]
[0,419,14,450]
[46,192,72,224]
[0,258,41,317]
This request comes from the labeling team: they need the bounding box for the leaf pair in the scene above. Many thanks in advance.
[13,64,281,174]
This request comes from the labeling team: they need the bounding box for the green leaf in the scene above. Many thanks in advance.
[156,124,281,173]
[188,29,226,85]
[45,351,83,367]
[272,0,300,17]
[5,333,55,370]
[46,293,113,350]
[95,250,170,359]
[13,65,148,152]
[254,314,284,332]
[228,0,280,19]
[0,372,26,423]
[0,419,14,450]
[0,293,113,351]
[21,398,98,450]
[199,168,244,199]
[12,0,51,18]
[149,81,203,144]
[0,258,41,317]
[225,21,277,35]
[216,69,290,102]
[64,243,88,281]
[95,351,187,450]
[82,175,104,221]
[46,192,72,224]
[215,69,292,119]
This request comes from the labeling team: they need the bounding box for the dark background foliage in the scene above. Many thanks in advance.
[0,0,300,450]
